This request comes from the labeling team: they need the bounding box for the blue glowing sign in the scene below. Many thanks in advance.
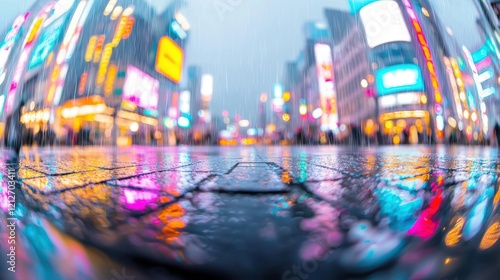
[472,45,489,63]
[144,109,158,118]
[28,16,67,69]
[349,0,379,14]
[178,114,191,129]
[273,83,283,99]
[467,91,476,109]
[375,64,425,96]
[170,20,187,40]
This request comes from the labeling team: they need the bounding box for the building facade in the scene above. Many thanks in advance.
[0,0,190,146]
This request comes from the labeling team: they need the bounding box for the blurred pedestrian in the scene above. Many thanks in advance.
[449,128,458,145]
[295,127,305,145]
[4,98,26,158]
[327,130,334,145]
[494,122,500,146]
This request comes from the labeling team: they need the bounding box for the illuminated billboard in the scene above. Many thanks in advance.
[51,0,95,106]
[29,15,68,69]
[5,4,54,113]
[201,74,214,104]
[359,0,411,48]
[314,43,335,99]
[201,74,213,97]
[179,90,191,114]
[156,36,183,83]
[375,64,425,95]
[0,12,30,86]
[43,0,75,28]
[123,65,159,111]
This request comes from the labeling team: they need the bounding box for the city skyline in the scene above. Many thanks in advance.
[0,0,347,124]
[0,0,484,125]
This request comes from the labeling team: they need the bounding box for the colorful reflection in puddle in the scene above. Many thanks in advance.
[121,189,159,212]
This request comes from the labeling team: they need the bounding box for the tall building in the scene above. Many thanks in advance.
[452,0,500,134]
[283,23,335,143]
[0,0,190,146]
[324,0,490,144]
[421,0,498,142]
[324,8,375,138]
[186,65,201,128]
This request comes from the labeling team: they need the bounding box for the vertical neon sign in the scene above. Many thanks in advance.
[402,0,444,138]
[0,12,30,87]
[5,4,54,114]
[48,0,94,107]
[314,43,338,130]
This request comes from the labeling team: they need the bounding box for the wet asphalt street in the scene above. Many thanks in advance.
[1,145,500,280]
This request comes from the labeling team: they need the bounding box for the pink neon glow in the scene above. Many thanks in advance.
[5,46,31,112]
[475,56,492,71]
[407,174,444,240]
[314,43,335,99]
[3,12,29,43]
[0,13,29,80]
[168,108,179,119]
[407,192,443,239]
[122,189,159,212]
[123,65,159,111]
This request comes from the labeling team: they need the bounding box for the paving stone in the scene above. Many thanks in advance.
[107,171,210,197]
[200,163,289,193]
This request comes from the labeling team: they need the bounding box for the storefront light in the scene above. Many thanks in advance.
[130,122,139,132]
[111,6,123,20]
[436,115,445,131]
[122,6,135,17]
[471,112,478,122]
[312,108,323,119]
[103,0,117,16]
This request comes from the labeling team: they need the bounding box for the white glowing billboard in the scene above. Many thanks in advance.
[179,90,191,114]
[314,43,335,98]
[359,0,411,48]
[200,74,213,97]
[44,0,75,27]
[123,65,159,111]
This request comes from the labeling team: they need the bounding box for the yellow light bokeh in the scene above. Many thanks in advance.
[283,92,291,102]
[282,113,291,122]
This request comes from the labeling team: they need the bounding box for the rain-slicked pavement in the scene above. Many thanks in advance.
[2,146,500,280]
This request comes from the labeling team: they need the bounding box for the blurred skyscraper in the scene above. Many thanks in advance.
[0,0,190,146]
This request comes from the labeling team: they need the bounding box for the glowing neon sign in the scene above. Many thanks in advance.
[0,12,30,86]
[155,36,183,83]
[50,0,95,106]
[123,65,159,111]
[314,43,335,99]
[5,4,54,113]
[29,16,67,69]
[28,0,75,70]
[376,64,425,95]
[360,0,411,48]
[402,0,443,135]
[179,90,191,114]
